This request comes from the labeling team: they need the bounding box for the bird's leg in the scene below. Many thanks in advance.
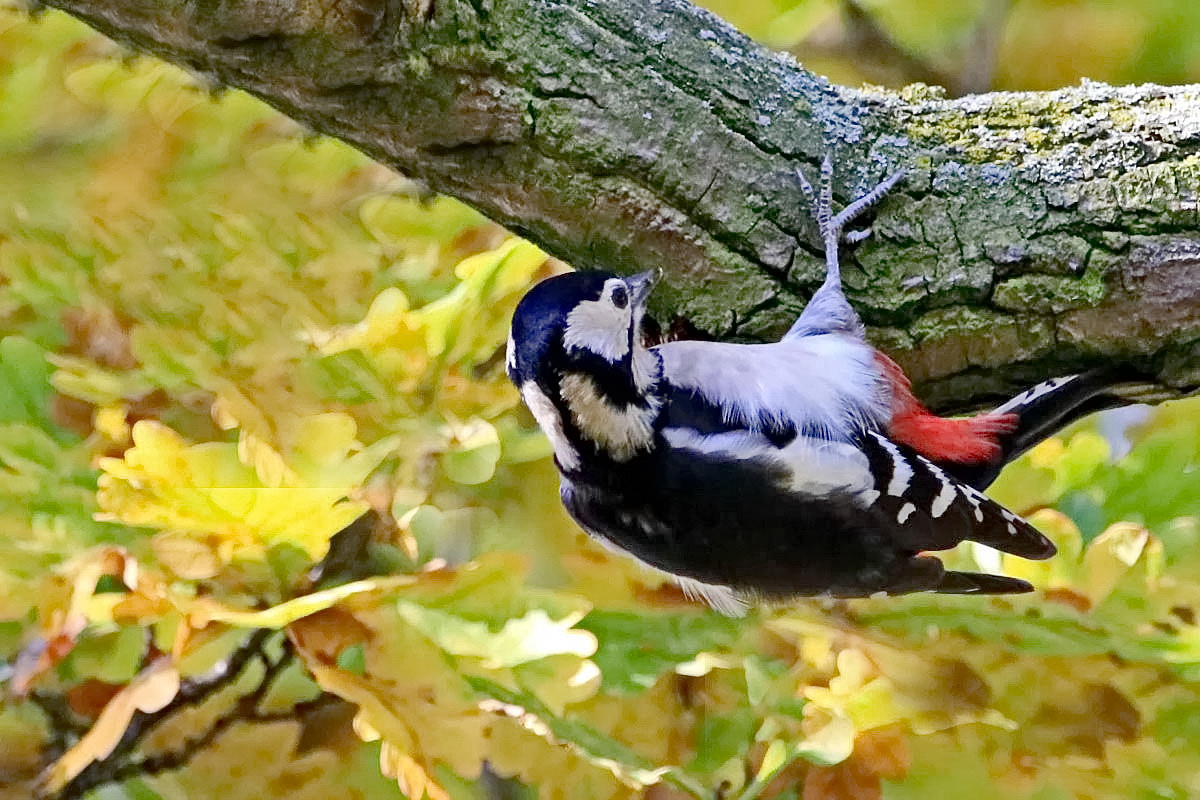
[787,154,906,340]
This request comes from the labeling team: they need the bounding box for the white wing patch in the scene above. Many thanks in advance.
[655,334,889,441]
[662,428,877,506]
[560,373,659,461]
[520,381,581,471]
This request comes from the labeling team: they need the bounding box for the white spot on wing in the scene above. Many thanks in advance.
[930,483,956,517]
[561,373,658,461]
[520,381,580,471]
[926,463,958,518]
[875,435,913,496]
[962,487,984,521]
[897,502,916,523]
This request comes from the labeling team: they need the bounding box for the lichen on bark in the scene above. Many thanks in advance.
[40,0,1200,409]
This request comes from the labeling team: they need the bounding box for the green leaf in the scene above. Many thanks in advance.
[861,602,1199,670]
[688,710,757,774]
[467,675,703,795]
[0,337,55,430]
[578,610,744,693]
[397,601,597,668]
[440,419,501,485]
[337,643,367,676]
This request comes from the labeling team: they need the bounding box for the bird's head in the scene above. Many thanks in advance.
[507,270,662,467]
[507,270,658,388]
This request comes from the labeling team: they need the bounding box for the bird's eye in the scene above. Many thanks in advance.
[611,286,629,309]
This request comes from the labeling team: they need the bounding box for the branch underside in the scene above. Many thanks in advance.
[37,0,1200,410]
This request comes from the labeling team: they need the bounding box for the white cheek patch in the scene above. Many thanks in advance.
[560,373,658,461]
[520,381,581,471]
[562,298,631,362]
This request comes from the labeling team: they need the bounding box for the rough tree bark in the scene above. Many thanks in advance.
[39,0,1200,410]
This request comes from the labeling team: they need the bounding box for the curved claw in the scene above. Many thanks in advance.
[844,227,873,244]
[787,155,907,339]
[831,169,906,237]
[796,160,906,244]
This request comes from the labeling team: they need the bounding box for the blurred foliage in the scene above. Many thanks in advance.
[1,3,1199,800]
[704,0,1200,95]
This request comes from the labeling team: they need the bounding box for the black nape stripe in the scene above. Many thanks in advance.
[555,350,646,407]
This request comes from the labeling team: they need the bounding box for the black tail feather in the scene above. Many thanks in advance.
[935,570,1034,595]
[944,368,1155,490]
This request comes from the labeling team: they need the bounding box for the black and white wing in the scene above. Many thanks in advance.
[858,430,1056,560]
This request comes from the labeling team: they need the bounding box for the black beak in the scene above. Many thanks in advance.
[624,270,660,308]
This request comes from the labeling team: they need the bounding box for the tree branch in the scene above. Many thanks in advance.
[38,0,1200,409]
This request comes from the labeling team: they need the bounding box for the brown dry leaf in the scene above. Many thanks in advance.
[1043,587,1093,613]
[852,727,910,782]
[65,679,124,721]
[61,304,137,370]
[799,728,910,800]
[42,657,181,792]
[803,761,881,800]
[288,607,374,664]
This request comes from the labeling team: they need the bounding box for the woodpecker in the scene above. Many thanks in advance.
[506,156,1129,615]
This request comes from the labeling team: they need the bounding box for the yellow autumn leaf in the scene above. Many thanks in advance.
[380,742,451,800]
[1081,522,1153,606]
[188,575,416,629]
[97,419,384,562]
[309,286,416,355]
[414,239,545,363]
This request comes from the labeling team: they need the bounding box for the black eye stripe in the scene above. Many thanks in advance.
[611,286,629,309]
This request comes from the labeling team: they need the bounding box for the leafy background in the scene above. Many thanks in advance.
[1,1,1198,798]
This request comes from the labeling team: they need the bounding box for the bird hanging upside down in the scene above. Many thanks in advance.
[506,155,1130,616]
